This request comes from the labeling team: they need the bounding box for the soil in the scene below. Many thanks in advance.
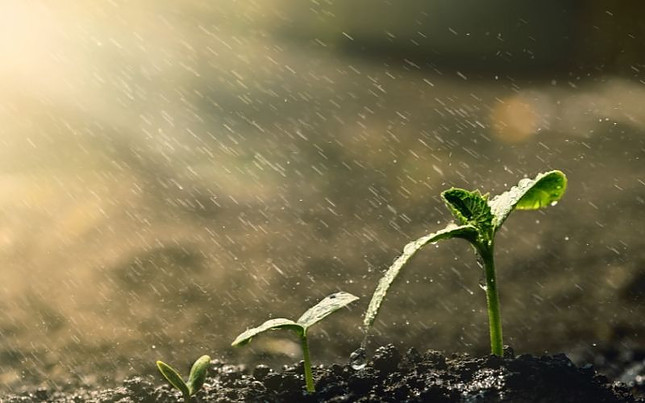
[3,345,643,402]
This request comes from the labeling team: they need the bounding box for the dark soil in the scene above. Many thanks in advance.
[4,345,643,402]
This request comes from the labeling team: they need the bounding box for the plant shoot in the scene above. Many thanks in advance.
[232,291,359,393]
[156,355,211,402]
[363,170,567,356]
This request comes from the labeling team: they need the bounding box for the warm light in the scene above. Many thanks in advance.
[0,2,58,79]
[490,94,540,143]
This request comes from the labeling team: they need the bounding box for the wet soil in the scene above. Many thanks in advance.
[3,345,643,402]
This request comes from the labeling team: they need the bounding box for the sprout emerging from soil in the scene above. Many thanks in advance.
[363,170,567,356]
[232,291,359,393]
[156,355,210,402]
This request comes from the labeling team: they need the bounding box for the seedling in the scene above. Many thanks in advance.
[232,291,359,393]
[156,354,211,402]
[363,170,567,356]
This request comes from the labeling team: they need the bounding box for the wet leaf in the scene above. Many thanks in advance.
[156,360,190,397]
[187,355,211,395]
[442,189,493,233]
[489,170,567,230]
[363,224,478,329]
[231,318,303,346]
[297,291,359,329]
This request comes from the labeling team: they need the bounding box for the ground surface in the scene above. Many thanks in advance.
[3,345,643,402]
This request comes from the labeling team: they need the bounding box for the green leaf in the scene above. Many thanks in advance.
[157,360,190,398]
[187,355,211,396]
[363,224,478,329]
[297,291,359,329]
[442,189,493,232]
[231,318,304,347]
[489,170,567,230]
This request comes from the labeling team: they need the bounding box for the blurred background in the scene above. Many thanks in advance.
[0,0,643,391]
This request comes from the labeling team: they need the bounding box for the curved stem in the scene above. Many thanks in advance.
[479,242,503,356]
[300,334,315,393]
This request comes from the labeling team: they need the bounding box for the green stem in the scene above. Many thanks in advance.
[300,334,315,393]
[478,241,504,356]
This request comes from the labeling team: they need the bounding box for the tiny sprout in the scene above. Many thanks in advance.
[156,354,210,402]
[232,291,359,393]
[363,170,567,356]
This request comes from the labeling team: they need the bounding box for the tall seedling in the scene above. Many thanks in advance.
[364,170,567,355]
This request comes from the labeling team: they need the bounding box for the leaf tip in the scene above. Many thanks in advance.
[231,335,249,347]
[188,355,211,395]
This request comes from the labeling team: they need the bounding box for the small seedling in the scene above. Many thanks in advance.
[363,170,567,356]
[156,354,211,402]
[232,291,359,393]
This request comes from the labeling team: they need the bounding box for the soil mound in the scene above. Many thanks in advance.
[4,345,643,402]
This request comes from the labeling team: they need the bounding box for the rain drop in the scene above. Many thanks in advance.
[349,347,367,370]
